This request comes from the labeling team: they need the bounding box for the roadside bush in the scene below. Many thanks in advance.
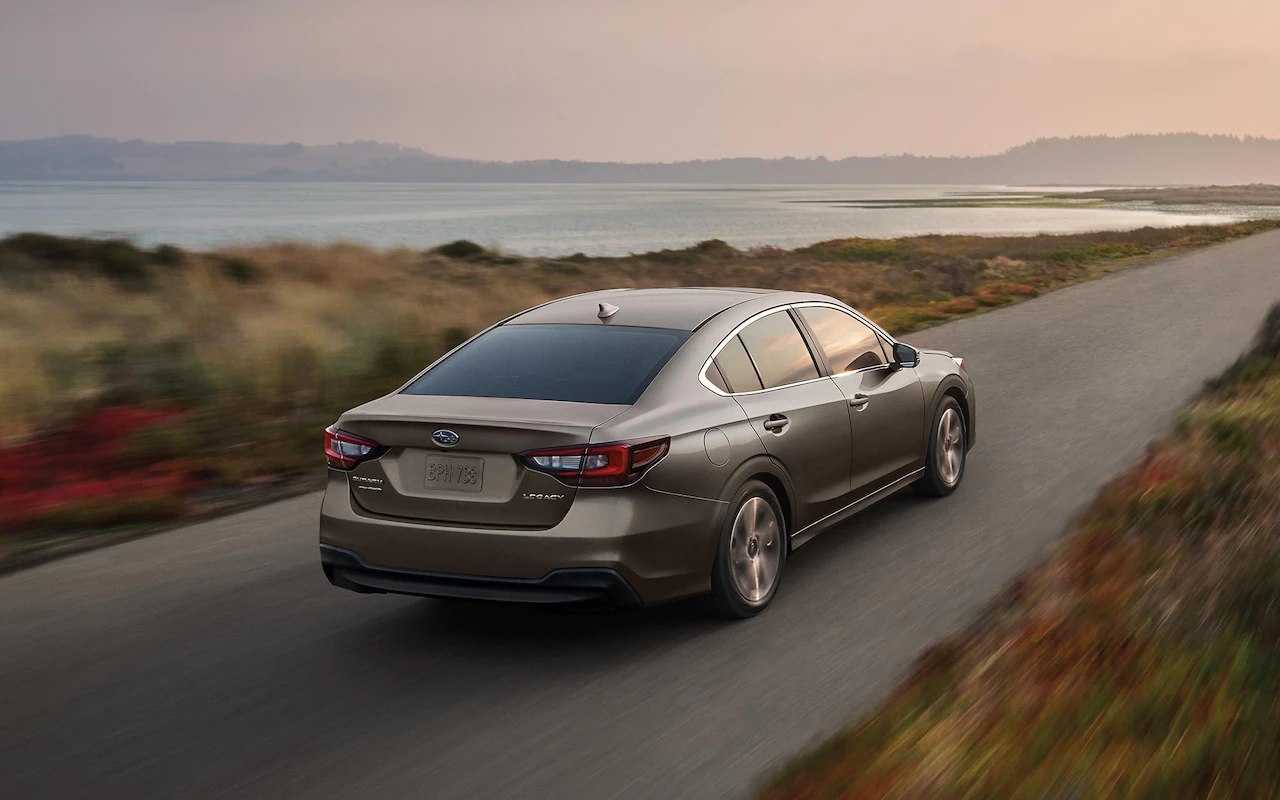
[440,326,471,352]
[804,239,904,264]
[640,239,739,265]
[872,306,945,332]
[938,296,980,314]
[0,232,156,288]
[150,244,186,266]
[434,239,487,259]
[215,255,259,283]
[94,338,213,406]
[0,249,40,289]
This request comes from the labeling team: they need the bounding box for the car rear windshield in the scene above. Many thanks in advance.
[402,323,692,405]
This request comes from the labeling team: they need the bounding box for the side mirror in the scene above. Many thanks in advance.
[892,342,919,369]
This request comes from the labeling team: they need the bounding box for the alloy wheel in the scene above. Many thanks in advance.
[937,407,965,487]
[729,496,782,602]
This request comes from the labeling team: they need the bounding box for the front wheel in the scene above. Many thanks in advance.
[708,480,787,618]
[914,397,967,497]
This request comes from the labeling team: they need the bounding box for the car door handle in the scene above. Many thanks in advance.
[849,393,871,411]
[762,415,789,432]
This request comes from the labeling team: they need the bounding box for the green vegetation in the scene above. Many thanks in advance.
[433,239,489,259]
[2,220,1279,567]
[763,304,1280,799]
[1055,184,1280,206]
[788,194,1101,210]
[789,185,1280,212]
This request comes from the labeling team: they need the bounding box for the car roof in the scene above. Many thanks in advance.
[506,287,782,331]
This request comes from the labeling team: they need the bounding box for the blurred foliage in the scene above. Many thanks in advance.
[763,303,1280,800]
[433,239,488,259]
[1,221,1279,545]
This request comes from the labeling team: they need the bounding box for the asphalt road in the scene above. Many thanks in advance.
[4,231,1280,800]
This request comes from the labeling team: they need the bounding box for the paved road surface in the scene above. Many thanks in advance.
[4,231,1280,799]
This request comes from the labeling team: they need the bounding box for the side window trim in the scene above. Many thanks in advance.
[789,307,835,377]
[703,360,731,393]
[713,334,764,393]
[734,333,768,391]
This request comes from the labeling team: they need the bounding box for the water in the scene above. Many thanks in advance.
[0,181,1268,257]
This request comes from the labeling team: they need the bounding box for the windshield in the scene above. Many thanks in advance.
[402,323,692,404]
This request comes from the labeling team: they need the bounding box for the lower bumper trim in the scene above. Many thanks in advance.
[320,545,644,610]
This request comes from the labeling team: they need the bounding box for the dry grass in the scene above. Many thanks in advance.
[1,220,1278,547]
[5,220,1278,440]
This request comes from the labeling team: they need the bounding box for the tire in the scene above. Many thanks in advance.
[914,396,967,497]
[708,480,787,618]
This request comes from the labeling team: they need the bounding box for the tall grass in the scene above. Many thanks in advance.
[1,220,1278,545]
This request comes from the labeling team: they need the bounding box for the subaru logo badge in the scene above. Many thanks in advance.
[432,429,460,448]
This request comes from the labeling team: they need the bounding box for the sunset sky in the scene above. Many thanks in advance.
[2,0,1276,161]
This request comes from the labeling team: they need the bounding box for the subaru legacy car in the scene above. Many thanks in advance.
[320,288,975,617]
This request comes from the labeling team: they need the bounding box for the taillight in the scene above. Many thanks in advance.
[519,436,670,487]
[953,356,967,372]
[325,425,383,470]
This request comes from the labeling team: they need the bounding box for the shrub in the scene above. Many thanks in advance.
[94,239,156,287]
[150,244,186,267]
[440,326,471,352]
[795,238,904,264]
[939,296,981,314]
[434,240,487,259]
[874,306,946,333]
[640,239,738,264]
[0,249,40,289]
[216,255,258,283]
[0,232,156,288]
[691,238,737,255]
[94,338,213,406]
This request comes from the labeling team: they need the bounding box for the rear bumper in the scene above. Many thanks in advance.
[321,545,643,609]
[319,472,724,606]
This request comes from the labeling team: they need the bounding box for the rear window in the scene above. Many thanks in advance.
[403,323,691,405]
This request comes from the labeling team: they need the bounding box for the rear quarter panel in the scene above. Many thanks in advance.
[595,386,765,504]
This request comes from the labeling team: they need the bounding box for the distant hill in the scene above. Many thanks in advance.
[0,136,454,181]
[3,133,1280,185]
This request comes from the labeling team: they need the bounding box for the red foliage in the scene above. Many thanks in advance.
[1132,450,1185,489]
[0,406,192,534]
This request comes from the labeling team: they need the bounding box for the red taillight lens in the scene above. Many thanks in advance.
[325,425,383,470]
[519,436,670,487]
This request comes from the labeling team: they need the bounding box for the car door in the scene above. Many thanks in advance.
[713,309,853,530]
[795,304,926,497]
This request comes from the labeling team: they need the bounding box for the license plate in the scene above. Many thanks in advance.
[424,455,484,493]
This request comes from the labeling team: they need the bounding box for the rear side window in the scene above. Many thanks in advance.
[798,306,887,373]
[403,324,691,405]
[737,311,820,389]
[712,336,762,393]
[703,361,731,393]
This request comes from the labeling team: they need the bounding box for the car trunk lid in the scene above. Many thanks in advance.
[336,394,626,528]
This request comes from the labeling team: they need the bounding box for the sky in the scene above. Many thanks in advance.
[1,0,1277,161]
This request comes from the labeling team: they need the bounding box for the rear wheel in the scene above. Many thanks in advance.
[914,397,966,497]
[709,480,787,618]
